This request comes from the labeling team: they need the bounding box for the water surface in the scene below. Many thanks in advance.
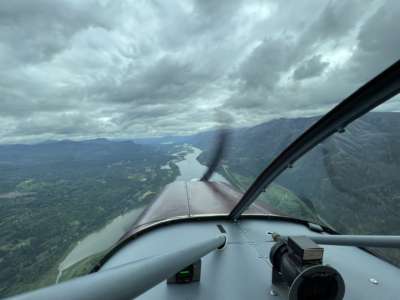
[176,147,228,183]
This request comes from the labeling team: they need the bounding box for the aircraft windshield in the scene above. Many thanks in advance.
[245,95,400,266]
[0,0,399,298]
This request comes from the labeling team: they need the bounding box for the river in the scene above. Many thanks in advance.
[175,147,229,183]
[56,146,227,281]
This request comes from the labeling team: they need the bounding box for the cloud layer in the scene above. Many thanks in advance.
[0,0,399,143]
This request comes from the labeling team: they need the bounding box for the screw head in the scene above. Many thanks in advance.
[369,278,379,285]
[270,289,278,296]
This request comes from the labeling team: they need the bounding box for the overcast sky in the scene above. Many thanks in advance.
[0,0,399,143]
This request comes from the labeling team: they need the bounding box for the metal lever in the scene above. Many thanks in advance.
[7,235,226,300]
[272,233,400,248]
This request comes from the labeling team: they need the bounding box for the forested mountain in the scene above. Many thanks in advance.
[196,111,400,266]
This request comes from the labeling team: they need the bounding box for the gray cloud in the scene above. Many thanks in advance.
[237,37,293,90]
[223,0,399,125]
[293,55,329,80]
[299,0,371,47]
[0,0,399,143]
[0,0,113,65]
[350,0,400,81]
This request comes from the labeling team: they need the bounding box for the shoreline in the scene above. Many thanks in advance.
[56,203,147,282]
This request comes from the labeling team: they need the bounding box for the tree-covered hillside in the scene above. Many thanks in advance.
[0,139,180,297]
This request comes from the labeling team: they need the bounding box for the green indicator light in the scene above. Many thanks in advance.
[179,270,190,276]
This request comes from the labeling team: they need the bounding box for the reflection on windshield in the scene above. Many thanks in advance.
[248,97,400,266]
